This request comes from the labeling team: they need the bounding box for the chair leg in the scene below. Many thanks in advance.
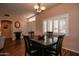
[25,50,27,56]
[25,52,26,56]
[60,50,62,56]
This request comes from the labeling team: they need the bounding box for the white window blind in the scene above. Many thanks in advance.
[43,14,69,35]
[48,20,53,32]
[53,19,59,33]
[43,20,48,32]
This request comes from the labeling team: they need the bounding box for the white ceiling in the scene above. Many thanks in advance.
[0,3,56,18]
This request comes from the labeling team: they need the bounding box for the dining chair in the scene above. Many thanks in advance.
[23,35,42,56]
[28,31,34,39]
[47,35,65,56]
[46,32,53,39]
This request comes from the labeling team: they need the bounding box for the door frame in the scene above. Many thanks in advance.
[1,20,13,39]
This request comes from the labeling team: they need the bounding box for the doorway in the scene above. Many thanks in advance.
[1,20,12,39]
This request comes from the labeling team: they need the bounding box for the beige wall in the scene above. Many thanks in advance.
[36,4,79,52]
[0,15,27,40]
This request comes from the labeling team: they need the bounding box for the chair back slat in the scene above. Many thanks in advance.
[23,35,31,55]
[56,35,65,55]
[28,31,34,39]
[46,32,53,38]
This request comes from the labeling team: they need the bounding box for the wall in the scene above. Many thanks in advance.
[0,15,27,40]
[36,4,79,52]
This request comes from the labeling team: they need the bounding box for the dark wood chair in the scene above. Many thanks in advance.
[28,31,34,39]
[47,35,65,56]
[46,32,53,38]
[23,35,42,56]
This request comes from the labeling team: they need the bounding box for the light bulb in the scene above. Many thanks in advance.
[41,6,46,10]
[34,5,39,9]
[34,4,46,13]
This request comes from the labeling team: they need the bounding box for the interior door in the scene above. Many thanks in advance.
[1,20,12,39]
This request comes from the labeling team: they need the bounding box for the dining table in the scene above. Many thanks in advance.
[30,35,59,56]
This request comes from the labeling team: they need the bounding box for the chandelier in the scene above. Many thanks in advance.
[34,3,46,13]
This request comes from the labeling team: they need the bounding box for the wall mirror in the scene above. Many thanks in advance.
[15,21,20,28]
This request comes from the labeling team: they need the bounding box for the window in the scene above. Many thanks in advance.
[48,20,53,32]
[53,19,59,33]
[28,16,36,32]
[59,19,66,34]
[43,14,69,35]
[43,19,53,32]
[43,20,47,32]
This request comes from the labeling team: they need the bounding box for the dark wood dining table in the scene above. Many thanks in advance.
[30,35,59,56]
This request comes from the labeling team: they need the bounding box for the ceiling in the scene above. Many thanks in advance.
[0,3,56,18]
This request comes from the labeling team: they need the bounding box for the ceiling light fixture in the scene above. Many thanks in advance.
[34,3,46,13]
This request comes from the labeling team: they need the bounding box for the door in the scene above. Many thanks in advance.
[1,20,12,39]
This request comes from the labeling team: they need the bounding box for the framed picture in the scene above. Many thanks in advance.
[15,21,20,28]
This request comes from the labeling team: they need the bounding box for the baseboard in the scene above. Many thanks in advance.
[62,47,79,54]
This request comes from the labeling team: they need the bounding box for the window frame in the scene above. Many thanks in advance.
[43,14,69,36]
